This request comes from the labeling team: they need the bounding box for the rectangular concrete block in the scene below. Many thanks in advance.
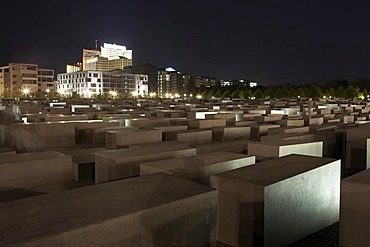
[164,129,212,146]
[95,143,197,183]
[0,173,217,247]
[250,124,281,140]
[0,151,73,202]
[212,126,251,142]
[196,140,251,155]
[11,122,76,152]
[276,119,304,127]
[212,155,340,247]
[340,169,370,247]
[248,140,323,158]
[105,129,162,149]
[188,119,227,129]
[56,146,108,181]
[346,125,370,170]
[140,152,255,185]
[87,126,138,145]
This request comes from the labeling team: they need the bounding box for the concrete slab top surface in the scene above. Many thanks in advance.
[252,139,322,146]
[97,144,195,160]
[0,173,215,246]
[0,151,69,164]
[141,152,251,171]
[215,154,337,187]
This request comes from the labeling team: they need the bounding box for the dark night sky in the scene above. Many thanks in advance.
[1,0,370,86]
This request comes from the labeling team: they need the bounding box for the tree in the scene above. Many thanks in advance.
[206,90,215,99]
[214,89,223,98]
[71,92,81,99]
[363,88,369,98]
[253,89,264,99]
[222,90,231,99]
[345,85,359,99]
[231,89,240,99]
[336,86,345,98]
[308,85,323,99]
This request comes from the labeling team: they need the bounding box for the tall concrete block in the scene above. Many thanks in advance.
[346,125,370,170]
[212,155,340,247]
[340,169,370,247]
[0,173,217,247]
[95,143,197,183]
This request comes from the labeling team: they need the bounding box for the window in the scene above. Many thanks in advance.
[91,83,96,87]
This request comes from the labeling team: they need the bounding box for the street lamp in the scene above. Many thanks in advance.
[22,88,30,98]
[46,88,50,99]
[109,90,117,98]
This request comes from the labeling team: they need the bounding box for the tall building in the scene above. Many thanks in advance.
[82,43,133,72]
[0,63,54,96]
[157,67,184,96]
[57,70,148,98]
[122,63,158,93]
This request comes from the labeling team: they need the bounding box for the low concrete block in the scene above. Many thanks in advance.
[0,151,73,202]
[163,129,212,147]
[212,126,251,142]
[95,143,196,183]
[105,129,162,149]
[0,173,217,247]
[140,152,255,185]
[248,140,323,158]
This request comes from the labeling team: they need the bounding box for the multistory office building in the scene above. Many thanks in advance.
[0,63,54,96]
[82,43,133,72]
[57,70,148,98]
[157,67,184,96]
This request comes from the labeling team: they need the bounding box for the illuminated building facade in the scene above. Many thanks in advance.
[81,43,133,72]
[0,63,54,96]
[57,70,148,98]
[157,67,184,96]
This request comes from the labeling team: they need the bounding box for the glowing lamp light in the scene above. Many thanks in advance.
[165,93,170,98]
[131,92,138,97]
[46,89,50,93]
[183,94,187,97]
[149,92,156,98]
[196,95,202,99]
[22,88,30,95]
[189,94,193,97]
[109,91,117,97]
[174,93,180,98]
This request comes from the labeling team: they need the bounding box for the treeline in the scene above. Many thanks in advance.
[198,78,370,100]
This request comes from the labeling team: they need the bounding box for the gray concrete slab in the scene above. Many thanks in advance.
[212,126,251,142]
[11,122,76,152]
[140,152,255,185]
[105,129,162,149]
[0,173,217,247]
[212,154,340,247]
[163,129,213,147]
[95,143,197,183]
[0,151,73,202]
[248,140,323,158]
[340,169,370,247]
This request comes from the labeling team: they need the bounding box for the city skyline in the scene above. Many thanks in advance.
[1,1,370,85]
